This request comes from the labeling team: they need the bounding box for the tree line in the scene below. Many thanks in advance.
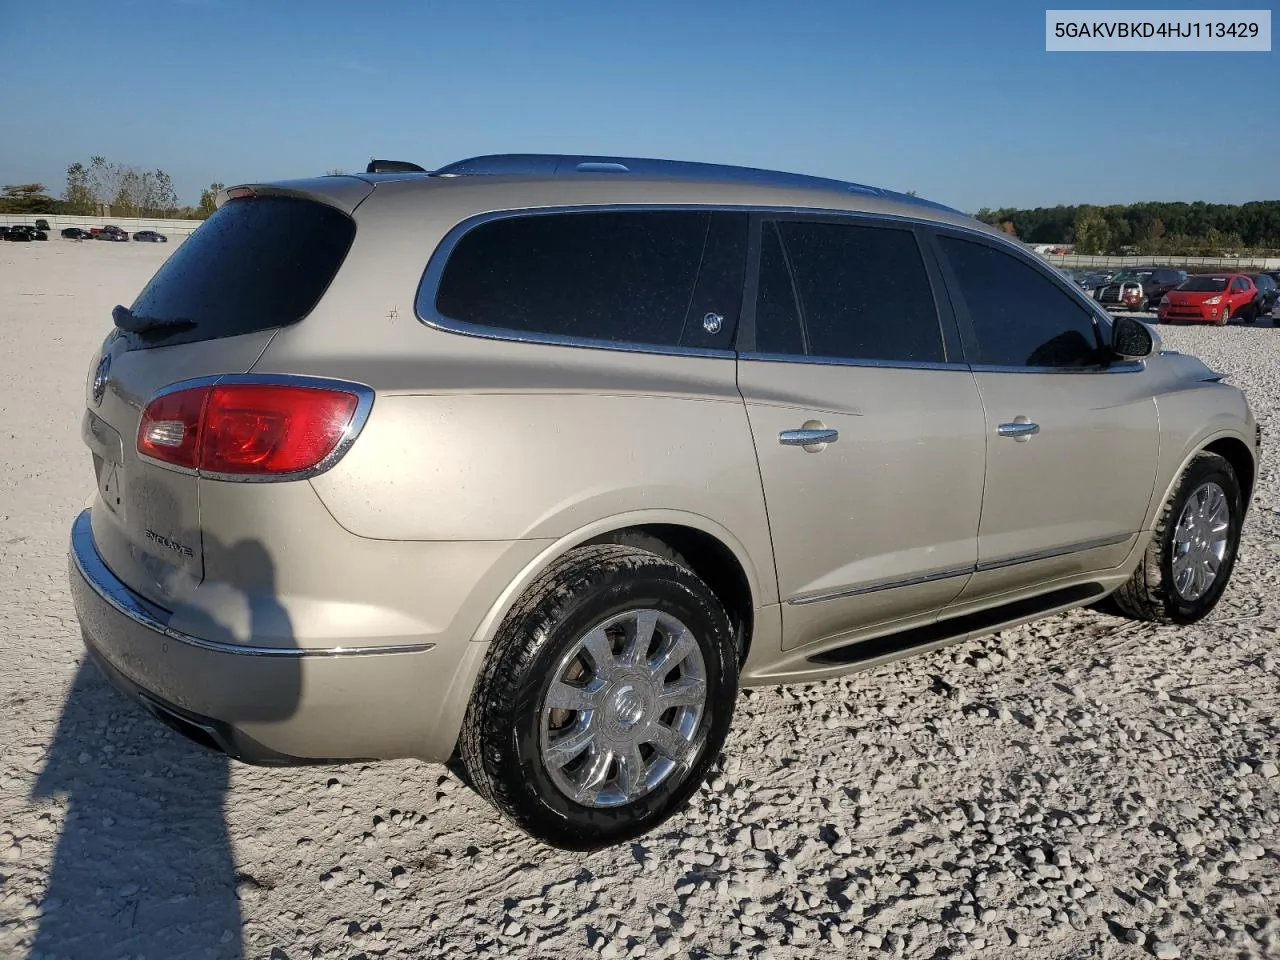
[975,200,1280,256]
[0,157,226,219]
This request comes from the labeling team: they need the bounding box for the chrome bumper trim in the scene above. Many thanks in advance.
[69,509,434,658]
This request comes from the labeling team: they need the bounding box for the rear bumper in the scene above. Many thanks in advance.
[68,509,475,764]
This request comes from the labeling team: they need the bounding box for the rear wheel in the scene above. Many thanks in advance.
[459,544,738,850]
[1109,452,1243,624]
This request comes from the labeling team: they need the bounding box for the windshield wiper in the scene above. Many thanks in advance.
[112,305,198,335]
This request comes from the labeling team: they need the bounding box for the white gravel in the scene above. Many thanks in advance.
[1,242,1278,960]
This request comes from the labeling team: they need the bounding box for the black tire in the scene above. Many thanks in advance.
[459,543,738,850]
[1109,452,1243,624]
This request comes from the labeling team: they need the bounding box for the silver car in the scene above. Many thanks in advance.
[68,154,1260,849]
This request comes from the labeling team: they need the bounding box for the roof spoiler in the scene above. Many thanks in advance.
[366,159,427,174]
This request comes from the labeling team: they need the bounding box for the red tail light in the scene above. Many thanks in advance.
[138,379,365,478]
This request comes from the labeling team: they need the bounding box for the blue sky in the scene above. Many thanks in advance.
[1,0,1275,211]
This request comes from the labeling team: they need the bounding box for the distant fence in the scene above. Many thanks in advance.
[0,213,203,238]
[1045,253,1280,271]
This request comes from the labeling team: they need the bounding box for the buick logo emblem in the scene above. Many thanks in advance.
[92,355,112,406]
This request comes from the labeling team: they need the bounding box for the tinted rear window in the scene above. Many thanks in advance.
[432,210,713,349]
[127,196,355,345]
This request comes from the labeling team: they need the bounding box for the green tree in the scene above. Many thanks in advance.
[66,156,182,217]
[1134,216,1165,253]
[1073,207,1111,255]
[974,199,1280,253]
[64,163,96,215]
[0,183,58,214]
[196,182,225,218]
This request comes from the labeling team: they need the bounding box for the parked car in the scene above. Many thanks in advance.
[1094,267,1187,313]
[1157,274,1259,325]
[1070,270,1113,297]
[68,154,1261,850]
[61,227,94,240]
[1247,274,1278,318]
[35,219,51,231]
[0,226,9,239]
[3,224,47,242]
[96,225,130,242]
[132,230,168,243]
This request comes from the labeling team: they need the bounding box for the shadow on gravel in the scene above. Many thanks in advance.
[29,662,243,960]
[30,532,299,960]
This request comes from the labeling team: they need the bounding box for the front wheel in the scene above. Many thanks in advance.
[1109,452,1243,624]
[459,543,739,850]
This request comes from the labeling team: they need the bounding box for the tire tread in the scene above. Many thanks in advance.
[1110,452,1238,624]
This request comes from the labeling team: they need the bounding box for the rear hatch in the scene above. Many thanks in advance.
[82,185,366,608]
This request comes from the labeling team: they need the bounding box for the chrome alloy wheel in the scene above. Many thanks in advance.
[539,609,707,808]
[1172,481,1231,601]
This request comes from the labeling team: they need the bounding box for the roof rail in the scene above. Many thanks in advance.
[366,159,427,174]
[429,153,965,216]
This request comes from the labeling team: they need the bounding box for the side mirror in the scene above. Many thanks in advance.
[1112,315,1154,360]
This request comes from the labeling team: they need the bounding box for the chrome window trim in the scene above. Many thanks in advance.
[967,359,1146,375]
[786,533,1133,605]
[134,373,375,483]
[70,510,433,657]
[414,203,994,360]
[740,351,971,372]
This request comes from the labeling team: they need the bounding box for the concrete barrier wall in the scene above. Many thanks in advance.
[0,213,203,237]
[1046,253,1280,270]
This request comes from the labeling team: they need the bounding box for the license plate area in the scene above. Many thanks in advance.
[96,453,126,520]
[85,410,128,522]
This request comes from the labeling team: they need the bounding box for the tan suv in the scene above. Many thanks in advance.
[68,154,1260,849]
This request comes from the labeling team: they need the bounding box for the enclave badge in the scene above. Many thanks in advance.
[92,355,111,406]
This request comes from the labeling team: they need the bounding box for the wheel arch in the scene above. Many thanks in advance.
[1202,435,1256,509]
[1151,429,1258,530]
[467,510,765,666]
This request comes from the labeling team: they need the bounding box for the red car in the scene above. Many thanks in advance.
[1157,274,1258,325]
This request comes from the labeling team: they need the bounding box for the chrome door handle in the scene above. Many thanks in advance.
[779,428,839,446]
[997,421,1040,440]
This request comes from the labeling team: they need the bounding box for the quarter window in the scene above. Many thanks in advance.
[753,219,945,363]
[434,210,725,349]
[938,236,1103,368]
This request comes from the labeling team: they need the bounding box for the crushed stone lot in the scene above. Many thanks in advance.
[1,240,1278,960]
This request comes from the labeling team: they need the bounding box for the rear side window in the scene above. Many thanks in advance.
[938,235,1102,369]
[433,210,737,350]
[753,218,945,363]
[128,196,355,346]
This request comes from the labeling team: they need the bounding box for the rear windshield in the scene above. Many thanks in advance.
[1181,276,1228,292]
[127,196,355,346]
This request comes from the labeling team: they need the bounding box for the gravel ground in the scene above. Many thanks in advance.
[1,242,1278,960]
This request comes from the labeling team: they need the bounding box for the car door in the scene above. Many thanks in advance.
[928,228,1161,605]
[1230,276,1254,318]
[736,215,987,652]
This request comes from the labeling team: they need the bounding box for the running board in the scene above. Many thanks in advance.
[807,582,1106,666]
